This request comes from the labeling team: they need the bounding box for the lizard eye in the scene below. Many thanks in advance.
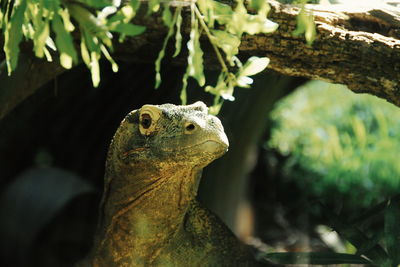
[138,105,161,136]
[186,123,195,131]
[141,114,152,129]
[185,122,197,134]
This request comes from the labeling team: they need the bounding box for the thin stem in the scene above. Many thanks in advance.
[193,4,228,73]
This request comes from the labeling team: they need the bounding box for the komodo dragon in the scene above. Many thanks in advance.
[77,102,277,266]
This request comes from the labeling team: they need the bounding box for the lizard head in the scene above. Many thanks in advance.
[110,101,229,170]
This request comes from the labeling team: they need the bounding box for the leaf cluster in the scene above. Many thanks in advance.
[154,0,277,113]
[266,81,400,266]
[269,81,400,208]
[0,0,285,113]
[0,0,145,87]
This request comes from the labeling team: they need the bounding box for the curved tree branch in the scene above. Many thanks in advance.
[1,1,400,120]
[122,1,400,105]
[256,1,400,106]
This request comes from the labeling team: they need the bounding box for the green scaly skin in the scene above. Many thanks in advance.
[77,102,276,266]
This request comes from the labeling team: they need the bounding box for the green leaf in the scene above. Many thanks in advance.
[33,20,50,58]
[293,6,316,45]
[384,199,400,266]
[59,8,75,32]
[148,0,160,13]
[236,75,253,87]
[100,44,118,72]
[197,0,233,26]
[205,73,235,101]
[51,12,78,69]
[90,51,101,87]
[180,72,188,105]
[249,0,270,16]
[4,0,27,74]
[80,34,91,67]
[130,0,141,11]
[110,23,145,36]
[240,57,270,76]
[67,3,112,48]
[162,6,173,27]
[209,95,223,115]
[187,22,205,86]
[0,8,4,29]
[211,30,240,63]
[243,16,278,35]
[173,9,183,57]
[265,252,372,265]
[211,0,233,24]
[27,1,48,58]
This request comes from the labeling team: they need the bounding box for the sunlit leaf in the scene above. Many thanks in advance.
[80,34,91,67]
[209,95,223,115]
[162,6,173,27]
[211,30,240,63]
[130,0,141,12]
[293,6,316,45]
[270,81,400,213]
[240,57,270,76]
[236,76,253,87]
[4,0,27,74]
[0,8,4,29]
[59,8,75,32]
[148,0,160,13]
[100,44,119,72]
[110,22,145,36]
[33,20,50,58]
[173,9,183,57]
[180,73,188,105]
[187,23,205,86]
[43,46,53,62]
[205,73,235,101]
[249,0,270,16]
[212,0,233,25]
[67,3,112,48]
[51,12,78,69]
[90,51,101,87]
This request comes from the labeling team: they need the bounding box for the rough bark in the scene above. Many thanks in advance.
[1,1,400,120]
[255,1,400,106]
[120,0,400,106]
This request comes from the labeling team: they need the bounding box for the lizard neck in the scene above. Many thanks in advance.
[93,163,202,265]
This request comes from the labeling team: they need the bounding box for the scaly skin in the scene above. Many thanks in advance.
[77,102,274,266]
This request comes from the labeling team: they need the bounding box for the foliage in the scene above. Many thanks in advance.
[0,0,282,113]
[269,81,400,208]
[0,0,145,87]
[266,81,400,266]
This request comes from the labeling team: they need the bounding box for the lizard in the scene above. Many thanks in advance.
[77,101,276,267]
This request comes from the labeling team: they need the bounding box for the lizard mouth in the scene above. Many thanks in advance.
[196,140,228,154]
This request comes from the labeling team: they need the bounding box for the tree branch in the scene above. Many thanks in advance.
[256,1,400,106]
[120,1,400,106]
[2,1,400,120]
